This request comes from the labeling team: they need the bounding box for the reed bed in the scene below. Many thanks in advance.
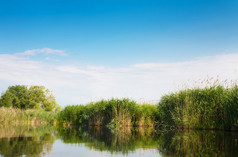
[0,107,57,125]
[57,78,238,131]
[157,78,238,131]
[57,98,159,128]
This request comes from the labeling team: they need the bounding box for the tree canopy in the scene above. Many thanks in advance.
[0,85,61,112]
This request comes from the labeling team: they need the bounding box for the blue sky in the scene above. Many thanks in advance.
[1,0,238,65]
[0,0,238,106]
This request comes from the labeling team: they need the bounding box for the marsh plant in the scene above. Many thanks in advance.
[0,107,57,125]
[58,78,238,131]
[57,98,159,128]
[158,78,238,130]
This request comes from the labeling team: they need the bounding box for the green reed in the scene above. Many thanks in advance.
[57,98,158,128]
[157,79,238,130]
[58,79,238,131]
[0,107,57,125]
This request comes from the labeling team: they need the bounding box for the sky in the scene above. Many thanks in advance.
[0,0,238,106]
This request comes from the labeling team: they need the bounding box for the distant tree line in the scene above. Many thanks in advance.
[0,85,61,112]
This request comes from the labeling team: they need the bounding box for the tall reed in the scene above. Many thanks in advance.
[57,98,158,128]
[157,79,238,130]
[0,107,57,125]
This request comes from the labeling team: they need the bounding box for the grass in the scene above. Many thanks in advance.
[0,107,57,125]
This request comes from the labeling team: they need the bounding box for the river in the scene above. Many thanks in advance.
[0,125,237,157]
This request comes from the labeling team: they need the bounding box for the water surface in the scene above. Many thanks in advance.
[0,125,238,157]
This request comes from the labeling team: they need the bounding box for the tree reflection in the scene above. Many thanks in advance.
[0,125,56,157]
[1,125,238,157]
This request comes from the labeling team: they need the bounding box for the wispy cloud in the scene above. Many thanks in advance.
[0,52,238,106]
[16,48,67,56]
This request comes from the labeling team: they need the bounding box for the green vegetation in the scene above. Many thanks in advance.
[57,98,159,128]
[58,80,238,131]
[0,85,61,112]
[157,81,238,131]
[2,80,238,132]
[3,82,238,156]
[0,107,57,125]
[0,85,60,125]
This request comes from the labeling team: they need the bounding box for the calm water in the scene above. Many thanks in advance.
[0,125,238,157]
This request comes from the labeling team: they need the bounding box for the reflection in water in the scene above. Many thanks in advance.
[57,126,159,154]
[0,125,238,157]
[157,130,238,157]
[0,125,56,157]
[58,127,238,156]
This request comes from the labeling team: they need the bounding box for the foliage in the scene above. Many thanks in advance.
[157,80,238,130]
[57,105,86,126]
[0,85,61,112]
[57,98,158,128]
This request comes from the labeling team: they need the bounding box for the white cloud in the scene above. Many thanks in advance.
[16,48,67,56]
[0,52,238,106]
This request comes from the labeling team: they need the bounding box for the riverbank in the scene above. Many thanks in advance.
[1,81,238,132]
[58,81,238,131]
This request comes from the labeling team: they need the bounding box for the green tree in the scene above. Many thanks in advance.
[0,90,19,107]
[0,85,61,112]
[28,86,46,109]
[7,85,28,108]
[42,89,61,112]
